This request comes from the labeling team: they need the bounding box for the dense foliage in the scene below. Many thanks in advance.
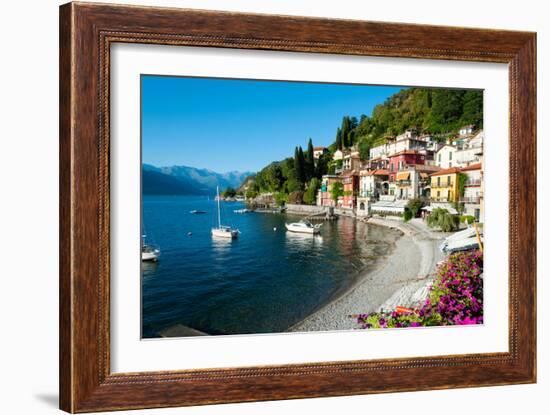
[427,207,459,232]
[356,250,483,328]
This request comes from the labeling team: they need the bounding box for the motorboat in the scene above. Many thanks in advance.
[190,210,206,214]
[285,220,322,234]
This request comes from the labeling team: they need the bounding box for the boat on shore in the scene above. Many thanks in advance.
[439,226,482,253]
[212,186,239,239]
[285,220,322,235]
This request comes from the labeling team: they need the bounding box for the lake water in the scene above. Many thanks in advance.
[142,195,401,337]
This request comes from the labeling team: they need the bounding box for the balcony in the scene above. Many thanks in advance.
[465,179,482,186]
[397,180,411,187]
[461,196,481,204]
[431,183,454,189]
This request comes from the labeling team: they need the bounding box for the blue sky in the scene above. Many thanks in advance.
[141,75,403,173]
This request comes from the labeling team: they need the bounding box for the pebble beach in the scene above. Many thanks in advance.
[290,218,447,332]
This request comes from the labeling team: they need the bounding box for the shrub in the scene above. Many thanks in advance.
[460,215,476,224]
[403,209,413,222]
[427,207,459,232]
[356,250,483,329]
[406,198,425,218]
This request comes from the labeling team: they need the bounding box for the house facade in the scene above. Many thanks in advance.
[430,167,461,205]
[435,145,457,169]
[460,163,483,221]
[342,172,359,209]
[455,131,484,167]
[317,175,342,207]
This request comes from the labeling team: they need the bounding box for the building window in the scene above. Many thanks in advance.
[447,176,451,186]
[437,177,441,186]
[359,202,365,210]
[449,152,453,160]
[438,154,442,162]
[437,191,440,198]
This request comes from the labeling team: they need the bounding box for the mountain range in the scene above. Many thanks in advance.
[142,164,254,195]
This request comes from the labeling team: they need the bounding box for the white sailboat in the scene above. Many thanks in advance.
[211,186,239,239]
[141,234,160,261]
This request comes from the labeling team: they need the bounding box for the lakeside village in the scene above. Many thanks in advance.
[234,124,485,329]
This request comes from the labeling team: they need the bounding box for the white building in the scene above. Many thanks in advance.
[435,144,457,169]
[459,124,476,137]
[460,163,483,222]
[332,149,344,161]
[313,146,327,159]
[455,130,484,167]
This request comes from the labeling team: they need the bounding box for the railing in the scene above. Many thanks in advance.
[431,197,450,202]
[431,183,454,189]
[461,196,481,204]
[397,180,411,186]
[465,179,482,186]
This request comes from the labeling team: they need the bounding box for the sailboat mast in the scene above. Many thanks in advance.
[217,186,221,228]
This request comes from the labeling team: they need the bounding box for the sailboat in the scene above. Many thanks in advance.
[211,186,239,239]
[141,234,160,261]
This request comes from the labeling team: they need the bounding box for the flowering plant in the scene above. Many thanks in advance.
[356,250,483,329]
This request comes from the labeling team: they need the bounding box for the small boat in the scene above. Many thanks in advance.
[233,208,251,214]
[212,186,239,239]
[285,220,322,234]
[141,233,160,261]
[190,210,207,214]
[439,226,482,253]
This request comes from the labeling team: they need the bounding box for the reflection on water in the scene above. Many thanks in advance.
[285,231,324,249]
[141,196,401,337]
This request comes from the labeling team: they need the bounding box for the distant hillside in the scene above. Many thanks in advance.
[142,164,253,195]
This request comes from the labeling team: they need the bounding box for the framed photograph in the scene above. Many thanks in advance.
[59,2,536,412]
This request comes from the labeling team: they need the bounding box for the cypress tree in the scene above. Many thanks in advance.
[336,127,342,150]
[305,138,315,180]
[294,146,306,185]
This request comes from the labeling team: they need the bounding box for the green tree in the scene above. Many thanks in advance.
[427,208,459,232]
[303,177,321,205]
[305,138,315,180]
[406,198,425,218]
[330,181,344,203]
[335,127,343,150]
[222,187,236,198]
[294,146,306,185]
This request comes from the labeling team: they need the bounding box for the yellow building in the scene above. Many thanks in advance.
[430,167,461,203]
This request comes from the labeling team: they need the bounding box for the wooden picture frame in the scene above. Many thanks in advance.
[59,2,536,412]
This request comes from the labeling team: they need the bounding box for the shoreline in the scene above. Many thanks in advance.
[289,217,447,332]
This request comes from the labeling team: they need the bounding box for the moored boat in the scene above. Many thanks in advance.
[190,209,207,214]
[212,186,239,239]
[285,220,322,234]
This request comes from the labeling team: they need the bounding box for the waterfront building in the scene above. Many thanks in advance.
[317,175,342,207]
[430,167,461,208]
[435,144,457,169]
[342,171,359,210]
[388,150,427,183]
[359,169,390,199]
[395,164,440,200]
[460,163,483,222]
